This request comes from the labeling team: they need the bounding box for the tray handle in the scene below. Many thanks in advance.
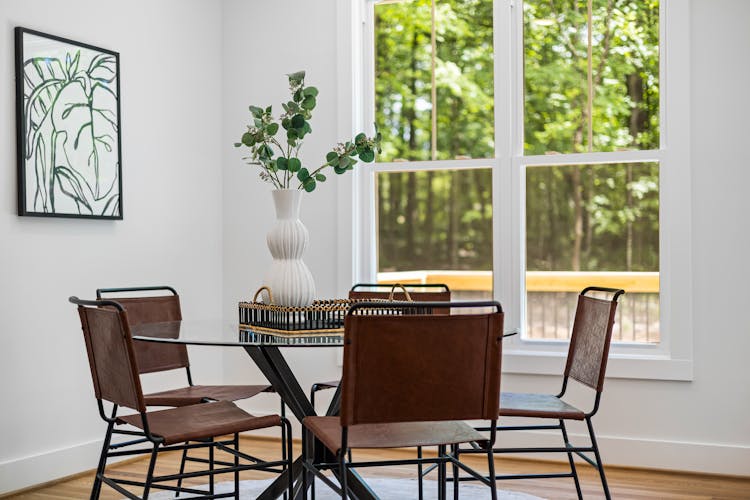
[253,286,274,304]
[388,283,413,302]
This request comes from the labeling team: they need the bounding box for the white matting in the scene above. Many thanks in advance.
[146,477,544,499]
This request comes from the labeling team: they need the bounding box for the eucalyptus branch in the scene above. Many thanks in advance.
[234,70,380,192]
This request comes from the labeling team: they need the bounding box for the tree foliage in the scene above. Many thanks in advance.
[375,0,660,273]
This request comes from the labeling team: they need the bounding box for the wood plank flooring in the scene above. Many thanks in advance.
[4,437,748,499]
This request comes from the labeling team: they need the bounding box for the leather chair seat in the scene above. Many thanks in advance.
[143,384,270,407]
[118,400,281,445]
[304,416,487,455]
[499,392,586,420]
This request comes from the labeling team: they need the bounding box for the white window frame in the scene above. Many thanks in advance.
[336,0,692,381]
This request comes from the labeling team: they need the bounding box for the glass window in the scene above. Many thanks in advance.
[525,162,660,342]
[377,169,493,299]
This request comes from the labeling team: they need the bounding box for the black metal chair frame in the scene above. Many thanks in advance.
[72,296,293,500]
[97,286,288,497]
[302,300,503,500]
[456,286,624,500]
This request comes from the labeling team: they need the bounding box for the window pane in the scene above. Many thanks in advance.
[524,1,588,154]
[525,162,659,342]
[523,0,660,154]
[375,0,433,161]
[375,0,495,161]
[591,0,660,151]
[377,169,493,299]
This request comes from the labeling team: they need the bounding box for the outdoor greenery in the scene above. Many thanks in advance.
[235,71,380,192]
[374,0,660,274]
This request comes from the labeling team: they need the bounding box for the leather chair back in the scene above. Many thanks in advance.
[340,302,503,426]
[348,283,451,314]
[96,288,189,375]
[75,300,146,412]
[564,290,621,392]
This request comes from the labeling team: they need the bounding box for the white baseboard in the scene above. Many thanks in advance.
[484,428,750,476]
[0,438,103,495]
[2,425,747,495]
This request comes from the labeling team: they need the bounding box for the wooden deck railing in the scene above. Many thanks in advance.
[377,270,660,343]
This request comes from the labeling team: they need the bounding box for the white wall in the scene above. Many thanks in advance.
[0,0,224,493]
[1,0,748,495]
[220,0,750,476]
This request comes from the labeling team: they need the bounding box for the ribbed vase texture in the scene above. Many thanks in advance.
[263,189,316,306]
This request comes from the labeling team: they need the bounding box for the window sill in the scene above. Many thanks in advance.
[502,349,693,381]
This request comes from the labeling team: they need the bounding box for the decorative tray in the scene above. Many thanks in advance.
[238,286,421,337]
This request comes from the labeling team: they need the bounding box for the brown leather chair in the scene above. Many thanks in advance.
[309,283,451,408]
[302,300,504,500]
[70,296,292,500]
[95,286,281,492]
[96,286,271,406]
[466,286,624,500]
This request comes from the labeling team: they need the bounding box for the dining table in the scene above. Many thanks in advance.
[131,318,518,500]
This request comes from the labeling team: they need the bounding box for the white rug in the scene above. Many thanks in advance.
[146,477,543,499]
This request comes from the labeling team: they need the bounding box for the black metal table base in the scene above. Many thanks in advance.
[243,345,378,500]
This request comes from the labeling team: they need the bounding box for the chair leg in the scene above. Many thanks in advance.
[234,433,240,500]
[486,446,498,500]
[339,449,348,500]
[417,446,424,500]
[90,420,115,500]
[587,417,611,500]
[142,444,159,499]
[451,444,459,500]
[280,400,288,500]
[174,445,189,497]
[560,419,583,499]
[284,419,294,500]
[437,444,446,500]
[209,437,215,496]
[302,427,309,500]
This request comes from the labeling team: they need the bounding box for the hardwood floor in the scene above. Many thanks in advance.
[4,437,748,499]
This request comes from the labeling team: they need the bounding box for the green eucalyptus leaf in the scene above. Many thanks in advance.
[326,151,338,164]
[266,123,279,135]
[291,114,305,129]
[301,96,316,110]
[288,157,301,172]
[241,132,254,147]
[359,149,375,163]
[303,122,312,134]
[354,132,366,144]
[287,128,299,141]
[315,173,326,182]
[294,89,303,102]
[297,167,310,181]
[338,156,351,168]
[254,118,263,128]
[265,105,272,114]
[334,165,347,175]
[303,178,316,192]
[287,101,300,112]
[249,105,263,117]
[276,157,288,170]
[233,142,242,147]
[303,87,319,97]
[281,117,291,130]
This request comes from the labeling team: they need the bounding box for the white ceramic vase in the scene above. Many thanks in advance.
[262,189,316,306]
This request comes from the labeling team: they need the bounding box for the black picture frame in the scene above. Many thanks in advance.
[15,27,123,219]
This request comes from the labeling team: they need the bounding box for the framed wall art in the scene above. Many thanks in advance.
[15,27,122,219]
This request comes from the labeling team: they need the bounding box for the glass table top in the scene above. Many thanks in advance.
[131,319,518,348]
[131,320,345,347]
